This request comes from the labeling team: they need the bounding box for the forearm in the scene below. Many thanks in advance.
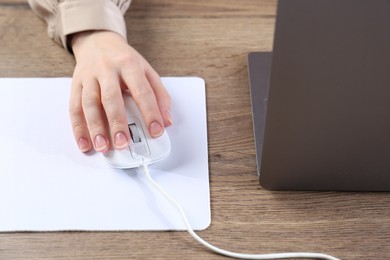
[28,0,132,52]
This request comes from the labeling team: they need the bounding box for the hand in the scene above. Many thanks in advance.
[69,30,172,153]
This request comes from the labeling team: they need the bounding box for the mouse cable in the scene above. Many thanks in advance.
[141,163,340,260]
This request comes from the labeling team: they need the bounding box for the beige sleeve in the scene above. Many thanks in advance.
[28,0,132,51]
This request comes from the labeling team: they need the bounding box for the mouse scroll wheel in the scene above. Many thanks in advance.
[128,123,142,143]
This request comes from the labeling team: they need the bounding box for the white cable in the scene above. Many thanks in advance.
[141,163,340,260]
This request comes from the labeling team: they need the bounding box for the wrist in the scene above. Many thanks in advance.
[71,30,127,60]
[70,31,95,60]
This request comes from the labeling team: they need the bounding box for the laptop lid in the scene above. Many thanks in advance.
[248,0,390,191]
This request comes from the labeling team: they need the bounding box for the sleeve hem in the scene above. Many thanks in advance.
[57,0,128,52]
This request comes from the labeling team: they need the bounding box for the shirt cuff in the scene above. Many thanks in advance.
[56,0,127,52]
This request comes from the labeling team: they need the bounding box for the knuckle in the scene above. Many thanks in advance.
[131,86,154,99]
[69,115,87,136]
[120,52,136,64]
[96,57,114,70]
[82,91,100,109]
[109,118,127,132]
[164,93,172,104]
[101,87,118,105]
[122,55,145,71]
[69,102,82,118]
[71,120,86,135]
[87,119,105,134]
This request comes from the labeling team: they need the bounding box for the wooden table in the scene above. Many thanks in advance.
[1,0,389,259]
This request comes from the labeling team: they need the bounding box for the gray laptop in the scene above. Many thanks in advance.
[248,0,390,191]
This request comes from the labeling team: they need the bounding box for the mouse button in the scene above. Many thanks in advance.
[130,140,151,158]
[104,146,136,168]
[144,131,170,159]
[133,143,149,156]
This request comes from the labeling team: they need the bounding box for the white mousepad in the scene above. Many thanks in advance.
[0,77,210,231]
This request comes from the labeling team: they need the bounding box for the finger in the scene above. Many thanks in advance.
[69,79,93,152]
[121,65,164,138]
[81,79,110,152]
[98,74,130,150]
[145,64,173,127]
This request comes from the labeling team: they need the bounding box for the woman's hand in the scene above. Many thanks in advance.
[70,30,172,153]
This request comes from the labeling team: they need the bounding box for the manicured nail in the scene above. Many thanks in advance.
[78,137,90,152]
[150,121,163,137]
[164,110,173,126]
[94,134,108,152]
[114,131,128,149]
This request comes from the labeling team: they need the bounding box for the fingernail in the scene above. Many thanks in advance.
[150,121,163,137]
[164,110,173,126]
[78,137,90,152]
[114,131,128,149]
[94,134,108,152]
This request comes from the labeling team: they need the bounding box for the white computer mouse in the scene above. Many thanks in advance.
[103,95,171,169]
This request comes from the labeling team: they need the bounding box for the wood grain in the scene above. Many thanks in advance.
[1,0,390,259]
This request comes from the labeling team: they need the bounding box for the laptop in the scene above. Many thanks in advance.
[248,0,390,191]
